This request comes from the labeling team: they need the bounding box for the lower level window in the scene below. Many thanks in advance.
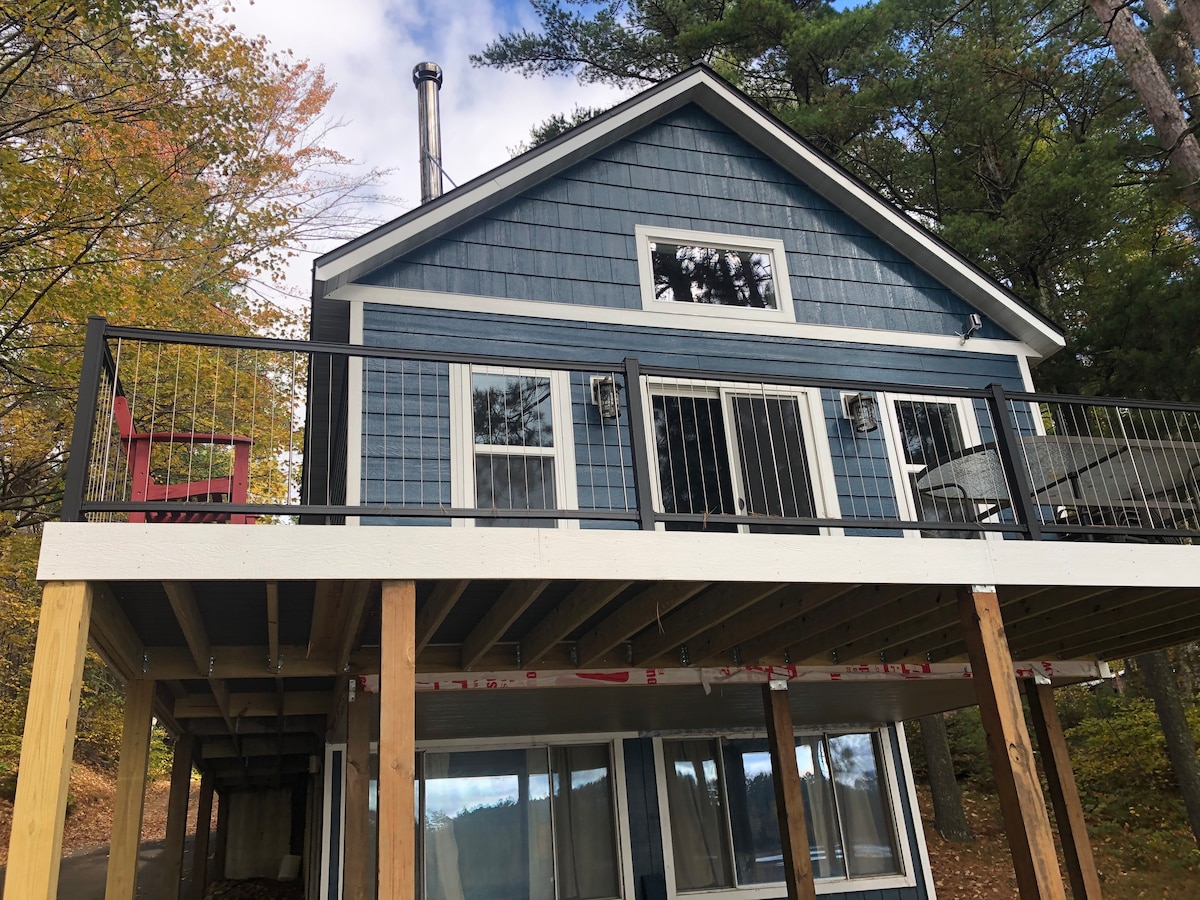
[421,744,621,900]
[661,732,900,892]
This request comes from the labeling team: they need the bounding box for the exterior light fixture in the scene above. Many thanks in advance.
[842,392,880,433]
[590,375,621,419]
[959,313,983,343]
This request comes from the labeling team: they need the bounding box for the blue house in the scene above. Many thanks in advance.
[9,64,1200,900]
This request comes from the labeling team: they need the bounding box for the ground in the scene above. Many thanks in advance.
[1,764,1198,897]
[918,786,1200,899]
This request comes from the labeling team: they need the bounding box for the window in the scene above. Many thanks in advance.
[454,367,577,526]
[422,745,623,900]
[646,381,833,534]
[636,227,794,322]
[881,394,987,539]
[658,732,904,896]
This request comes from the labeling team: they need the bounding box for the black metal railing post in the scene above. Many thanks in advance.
[987,382,1043,540]
[61,316,108,522]
[623,357,657,530]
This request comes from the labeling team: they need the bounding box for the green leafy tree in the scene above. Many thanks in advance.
[0,0,375,773]
[477,0,1199,402]
[0,0,377,531]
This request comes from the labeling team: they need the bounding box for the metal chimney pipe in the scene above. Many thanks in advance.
[413,62,444,204]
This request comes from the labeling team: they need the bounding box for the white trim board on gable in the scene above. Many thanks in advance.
[331,283,1042,362]
[314,65,1064,362]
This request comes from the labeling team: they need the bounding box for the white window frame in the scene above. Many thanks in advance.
[449,363,579,528]
[641,378,841,535]
[635,226,796,323]
[651,726,917,899]
[322,733,637,900]
[878,392,995,540]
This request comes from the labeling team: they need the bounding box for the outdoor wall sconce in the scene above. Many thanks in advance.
[842,392,880,433]
[590,375,622,419]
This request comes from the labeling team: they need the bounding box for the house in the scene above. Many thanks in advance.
[7,64,1200,900]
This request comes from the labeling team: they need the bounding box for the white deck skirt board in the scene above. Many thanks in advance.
[38,522,1200,588]
[334,283,1038,361]
[410,661,1102,693]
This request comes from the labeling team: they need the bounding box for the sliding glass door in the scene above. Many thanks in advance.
[649,384,825,534]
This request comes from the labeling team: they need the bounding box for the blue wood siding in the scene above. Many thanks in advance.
[360,359,450,525]
[363,306,1024,387]
[571,371,638,529]
[360,305,1025,525]
[619,728,930,900]
[820,389,901,537]
[361,105,1014,342]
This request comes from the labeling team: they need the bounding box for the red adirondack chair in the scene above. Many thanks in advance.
[112,395,255,524]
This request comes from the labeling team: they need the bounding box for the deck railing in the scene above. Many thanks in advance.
[62,317,1200,542]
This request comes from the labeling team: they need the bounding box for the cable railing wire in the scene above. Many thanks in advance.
[64,319,1200,541]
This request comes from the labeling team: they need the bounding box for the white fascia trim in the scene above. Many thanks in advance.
[331,283,1038,362]
[39,522,1200,588]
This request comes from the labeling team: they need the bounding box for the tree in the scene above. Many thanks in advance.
[1135,650,1200,847]
[1088,0,1200,207]
[917,714,975,842]
[0,0,377,531]
[477,0,1200,402]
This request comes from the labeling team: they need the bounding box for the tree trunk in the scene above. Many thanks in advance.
[1136,650,1200,847]
[1177,0,1200,51]
[1089,0,1200,204]
[918,713,975,842]
[1143,0,1200,118]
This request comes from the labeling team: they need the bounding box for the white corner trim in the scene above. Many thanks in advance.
[332,283,1040,362]
[1017,353,1037,391]
[633,224,796,323]
[345,302,364,520]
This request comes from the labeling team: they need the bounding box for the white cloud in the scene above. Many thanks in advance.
[222,0,631,300]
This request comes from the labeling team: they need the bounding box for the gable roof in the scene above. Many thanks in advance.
[315,65,1065,360]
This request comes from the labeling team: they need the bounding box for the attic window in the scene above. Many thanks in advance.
[635,226,794,322]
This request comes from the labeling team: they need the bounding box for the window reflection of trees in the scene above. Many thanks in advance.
[651,243,777,309]
[472,375,553,447]
[662,733,901,892]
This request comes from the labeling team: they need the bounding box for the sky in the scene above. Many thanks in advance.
[221,0,631,303]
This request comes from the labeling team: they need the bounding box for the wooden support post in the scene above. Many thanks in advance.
[959,586,1066,900]
[105,678,156,900]
[213,788,230,883]
[3,581,93,900]
[761,682,817,900]
[189,769,215,900]
[345,685,375,900]
[162,734,196,899]
[1027,682,1103,900]
[379,581,416,900]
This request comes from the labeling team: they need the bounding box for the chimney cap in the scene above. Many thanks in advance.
[413,62,443,87]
